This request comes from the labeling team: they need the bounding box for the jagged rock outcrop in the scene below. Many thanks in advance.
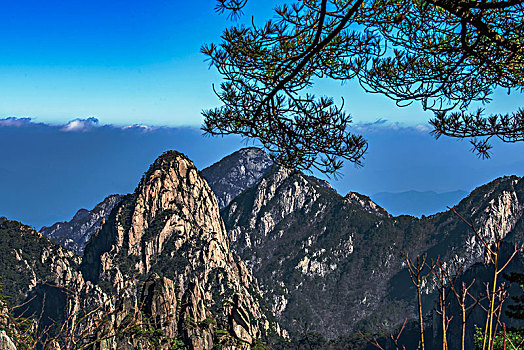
[0,287,18,350]
[0,217,111,349]
[0,151,284,349]
[0,331,17,350]
[80,151,281,349]
[201,147,273,209]
[41,194,122,255]
[416,175,524,271]
[345,192,390,217]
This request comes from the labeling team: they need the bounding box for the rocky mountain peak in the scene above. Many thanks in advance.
[123,150,228,272]
[201,147,273,208]
[344,192,390,217]
[79,150,281,347]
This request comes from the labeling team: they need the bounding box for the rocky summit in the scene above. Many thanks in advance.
[78,150,282,348]
[201,147,273,209]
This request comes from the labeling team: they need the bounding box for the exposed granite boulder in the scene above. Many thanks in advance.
[0,286,18,350]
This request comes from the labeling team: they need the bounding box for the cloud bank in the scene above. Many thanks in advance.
[0,117,161,133]
[353,118,431,134]
[0,117,433,135]
[0,117,43,127]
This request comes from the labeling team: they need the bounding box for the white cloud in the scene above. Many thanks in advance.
[121,124,157,132]
[0,116,170,134]
[414,124,431,133]
[353,119,431,134]
[60,117,100,132]
[0,117,36,127]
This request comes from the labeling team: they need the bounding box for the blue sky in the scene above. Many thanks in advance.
[0,0,281,126]
[4,0,520,127]
[1,0,522,127]
[1,1,523,227]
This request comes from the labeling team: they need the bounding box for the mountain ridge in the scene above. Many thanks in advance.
[3,148,524,349]
[40,194,122,255]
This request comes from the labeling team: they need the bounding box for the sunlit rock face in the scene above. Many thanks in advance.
[79,150,281,349]
[41,194,122,255]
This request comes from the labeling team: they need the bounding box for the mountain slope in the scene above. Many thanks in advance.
[222,165,422,338]
[221,163,524,342]
[37,147,272,256]
[0,217,81,306]
[1,151,284,349]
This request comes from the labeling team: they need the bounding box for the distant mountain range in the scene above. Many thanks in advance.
[1,147,523,349]
[371,190,468,217]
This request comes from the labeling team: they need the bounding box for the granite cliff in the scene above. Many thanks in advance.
[78,151,281,348]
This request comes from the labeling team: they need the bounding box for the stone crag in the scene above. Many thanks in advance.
[78,151,281,348]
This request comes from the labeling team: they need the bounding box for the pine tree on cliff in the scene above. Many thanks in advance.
[203,0,524,175]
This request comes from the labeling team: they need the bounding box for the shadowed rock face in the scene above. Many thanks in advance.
[222,165,524,341]
[41,194,122,255]
[0,218,82,306]
[222,165,412,339]
[201,147,273,209]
